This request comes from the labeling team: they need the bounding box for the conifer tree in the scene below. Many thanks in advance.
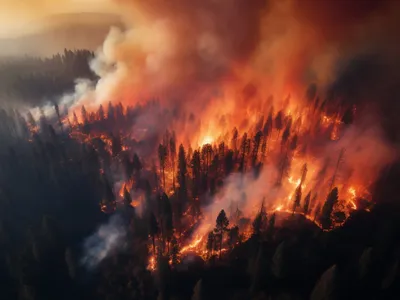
[303,191,311,215]
[177,144,188,213]
[149,212,159,254]
[169,132,177,189]
[158,144,168,189]
[252,131,263,165]
[214,210,229,259]
[275,110,283,137]
[206,231,215,258]
[320,187,339,230]
[293,185,302,214]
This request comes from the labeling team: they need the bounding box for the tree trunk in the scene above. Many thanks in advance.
[219,233,222,260]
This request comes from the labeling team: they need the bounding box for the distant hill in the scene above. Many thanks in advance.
[0,13,125,58]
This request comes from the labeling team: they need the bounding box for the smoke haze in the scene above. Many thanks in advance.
[81,214,127,270]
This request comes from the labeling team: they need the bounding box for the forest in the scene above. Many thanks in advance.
[0,49,400,300]
[0,49,96,107]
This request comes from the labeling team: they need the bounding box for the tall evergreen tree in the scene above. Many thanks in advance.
[214,210,229,259]
[158,144,168,189]
[320,187,339,230]
[303,191,311,216]
[149,212,159,254]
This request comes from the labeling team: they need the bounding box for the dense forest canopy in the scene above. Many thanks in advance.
[0,49,96,107]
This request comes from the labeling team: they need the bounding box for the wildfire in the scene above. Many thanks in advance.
[199,135,214,147]
[180,235,204,254]
[348,187,358,210]
[147,255,156,271]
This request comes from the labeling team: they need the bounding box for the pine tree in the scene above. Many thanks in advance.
[191,150,201,199]
[224,150,234,175]
[275,110,283,137]
[239,133,248,172]
[252,199,267,237]
[231,127,239,151]
[314,203,321,222]
[158,144,168,189]
[281,121,291,149]
[81,105,88,124]
[293,185,302,214]
[252,131,263,165]
[161,193,173,252]
[169,132,177,190]
[98,104,105,121]
[320,187,339,230]
[206,231,215,258]
[149,212,159,254]
[290,134,298,151]
[107,102,114,121]
[177,144,188,215]
[214,210,229,259]
[303,191,311,215]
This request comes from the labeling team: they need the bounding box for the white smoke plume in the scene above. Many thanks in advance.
[81,214,127,270]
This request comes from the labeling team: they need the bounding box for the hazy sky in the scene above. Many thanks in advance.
[0,0,117,38]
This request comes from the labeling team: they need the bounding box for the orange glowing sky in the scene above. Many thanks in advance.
[0,0,117,38]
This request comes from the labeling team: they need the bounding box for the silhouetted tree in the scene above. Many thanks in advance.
[169,132,177,190]
[214,210,229,259]
[177,144,188,217]
[293,185,302,214]
[158,144,168,189]
[303,191,311,215]
[206,231,215,258]
[320,187,339,230]
[149,212,159,254]
[275,110,283,137]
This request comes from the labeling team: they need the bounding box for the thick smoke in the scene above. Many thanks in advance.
[66,0,400,122]
[81,214,127,270]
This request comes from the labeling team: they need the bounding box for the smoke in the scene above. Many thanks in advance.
[201,110,398,225]
[64,0,399,126]
[81,214,127,270]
